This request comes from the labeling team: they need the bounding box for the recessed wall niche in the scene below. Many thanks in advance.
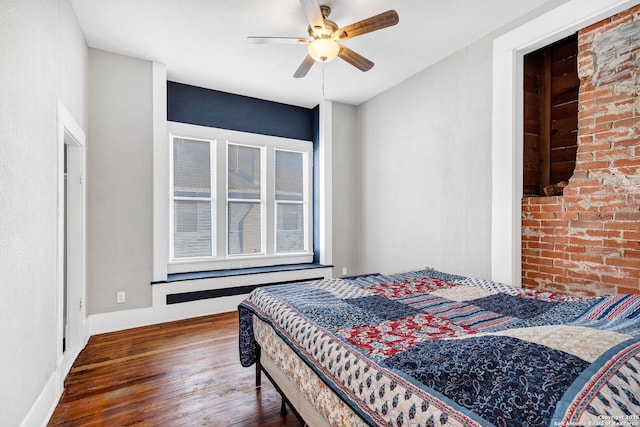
[523,33,579,197]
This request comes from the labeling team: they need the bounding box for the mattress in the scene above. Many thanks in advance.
[239,268,640,426]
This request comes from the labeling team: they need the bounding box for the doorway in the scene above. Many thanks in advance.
[57,102,87,381]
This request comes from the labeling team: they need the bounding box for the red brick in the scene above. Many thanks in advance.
[605,221,640,231]
[544,235,569,244]
[578,186,609,195]
[585,229,622,239]
[612,136,640,148]
[613,117,640,129]
[593,128,635,142]
[541,249,570,259]
[556,212,580,221]
[539,266,567,276]
[616,285,640,294]
[580,87,614,102]
[615,211,640,221]
[570,220,604,229]
[569,253,603,263]
[623,230,640,240]
[603,238,640,250]
[567,270,602,282]
[525,241,555,251]
[594,147,633,161]
[579,211,614,221]
[579,122,614,135]
[624,250,640,259]
[540,204,563,213]
[522,219,540,228]
[579,106,607,119]
[613,158,640,168]
[589,194,628,205]
[528,196,561,205]
[576,152,594,162]
[619,267,640,279]
[574,161,610,171]
[598,202,635,213]
[584,246,622,256]
[577,134,594,144]
[527,256,554,267]
[605,257,640,268]
[576,141,611,153]
[596,111,635,125]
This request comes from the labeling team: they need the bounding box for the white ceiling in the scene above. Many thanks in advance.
[70,0,560,108]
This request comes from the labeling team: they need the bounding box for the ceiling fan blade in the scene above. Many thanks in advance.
[247,36,308,45]
[336,10,399,40]
[338,45,374,72]
[299,0,325,34]
[294,55,315,78]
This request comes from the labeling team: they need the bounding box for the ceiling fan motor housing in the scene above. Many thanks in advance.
[308,6,338,40]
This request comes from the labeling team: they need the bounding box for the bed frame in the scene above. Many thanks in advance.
[255,343,331,426]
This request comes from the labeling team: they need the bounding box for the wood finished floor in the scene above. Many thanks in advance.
[48,311,304,426]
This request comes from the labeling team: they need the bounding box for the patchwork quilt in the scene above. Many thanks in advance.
[238,268,640,426]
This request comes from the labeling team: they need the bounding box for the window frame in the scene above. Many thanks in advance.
[167,121,314,274]
[169,134,217,261]
[226,142,266,257]
[274,148,310,254]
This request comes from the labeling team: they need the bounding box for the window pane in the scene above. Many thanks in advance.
[174,200,212,258]
[228,144,261,199]
[228,202,262,255]
[173,138,210,197]
[276,203,304,252]
[275,151,303,201]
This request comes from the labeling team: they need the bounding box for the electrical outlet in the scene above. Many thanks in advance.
[342,267,348,276]
[116,291,126,304]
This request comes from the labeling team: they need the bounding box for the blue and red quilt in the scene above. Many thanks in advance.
[239,268,640,426]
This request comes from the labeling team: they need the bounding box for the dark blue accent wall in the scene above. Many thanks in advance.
[167,81,315,141]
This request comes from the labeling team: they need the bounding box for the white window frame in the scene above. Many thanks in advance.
[226,142,266,257]
[169,134,216,261]
[167,121,313,274]
[274,148,310,255]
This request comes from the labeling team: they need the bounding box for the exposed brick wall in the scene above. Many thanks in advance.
[521,5,640,296]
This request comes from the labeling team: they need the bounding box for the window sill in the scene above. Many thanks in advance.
[152,262,331,284]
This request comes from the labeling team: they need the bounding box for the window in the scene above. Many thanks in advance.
[227,144,263,256]
[172,137,214,259]
[168,123,313,273]
[275,150,306,252]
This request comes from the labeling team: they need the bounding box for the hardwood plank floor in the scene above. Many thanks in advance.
[48,312,304,427]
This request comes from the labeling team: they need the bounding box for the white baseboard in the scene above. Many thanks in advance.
[88,293,248,336]
[20,343,86,427]
[19,372,58,427]
[91,267,332,335]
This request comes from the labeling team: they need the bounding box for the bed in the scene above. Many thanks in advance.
[238,268,640,426]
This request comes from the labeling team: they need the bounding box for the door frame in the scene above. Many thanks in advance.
[56,101,87,383]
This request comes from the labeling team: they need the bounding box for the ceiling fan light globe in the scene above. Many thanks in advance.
[308,38,339,62]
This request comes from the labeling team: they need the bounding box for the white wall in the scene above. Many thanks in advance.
[356,39,494,279]
[88,48,154,314]
[331,102,361,277]
[0,0,88,425]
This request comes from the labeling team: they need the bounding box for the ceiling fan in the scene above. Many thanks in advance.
[247,0,399,78]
